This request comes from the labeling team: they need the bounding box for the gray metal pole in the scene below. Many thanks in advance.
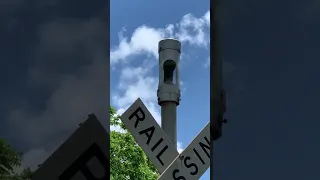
[161,102,177,149]
[157,39,181,149]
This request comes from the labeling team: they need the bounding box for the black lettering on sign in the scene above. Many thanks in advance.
[199,136,210,158]
[172,169,186,180]
[59,143,109,180]
[194,136,211,165]
[151,137,168,166]
[184,157,198,175]
[156,145,168,166]
[172,156,199,179]
[128,107,145,128]
[139,126,155,145]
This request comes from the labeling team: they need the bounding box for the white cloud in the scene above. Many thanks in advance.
[176,12,210,47]
[110,10,210,65]
[115,77,157,108]
[112,67,161,124]
[110,26,166,64]
[177,141,184,153]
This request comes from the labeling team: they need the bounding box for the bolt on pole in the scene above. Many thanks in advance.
[157,39,181,149]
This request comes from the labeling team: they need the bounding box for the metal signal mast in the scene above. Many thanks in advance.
[157,39,181,148]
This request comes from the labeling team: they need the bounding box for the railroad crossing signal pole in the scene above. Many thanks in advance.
[157,39,181,149]
[122,39,211,179]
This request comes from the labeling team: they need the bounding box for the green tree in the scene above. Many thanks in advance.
[110,106,159,180]
[0,138,33,180]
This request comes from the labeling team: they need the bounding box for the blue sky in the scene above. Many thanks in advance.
[110,0,210,179]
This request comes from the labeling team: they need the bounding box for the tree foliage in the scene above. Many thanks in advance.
[0,139,33,180]
[110,106,159,180]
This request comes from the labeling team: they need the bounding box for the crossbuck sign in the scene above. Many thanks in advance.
[121,98,210,180]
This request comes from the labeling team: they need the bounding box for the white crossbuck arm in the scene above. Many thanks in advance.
[121,98,211,179]
[157,122,210,180]
[120,98,179,174]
